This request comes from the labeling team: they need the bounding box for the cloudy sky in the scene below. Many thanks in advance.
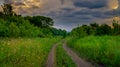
[0,0,120,31]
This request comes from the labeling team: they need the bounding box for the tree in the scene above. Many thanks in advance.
[0,19,8,37]
[0,4,68,38]
[90,23,99,29]
[0,12,4,19]
[18,20,40,37]
[8,22,20,37]
[96,24,111,35]
[70,27,87,38]
[50,28,67,37]
[1,3,14,16]
[90,23,99,35]
[112,22,120,35]
[25,16,54,28]
[82,25,92,35]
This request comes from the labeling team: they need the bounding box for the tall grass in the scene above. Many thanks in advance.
[67,36,120,67]
[0,37,61,67]
[56,42,76,67]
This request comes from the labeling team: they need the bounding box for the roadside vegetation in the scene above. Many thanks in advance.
[67,21,120,67]
[67,36,120,67]
[56,42,76,67]
[0,37,61,67]
[66,13,120,67]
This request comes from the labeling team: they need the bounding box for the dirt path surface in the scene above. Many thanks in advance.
[46,44,57,67]
[63,42,94,67]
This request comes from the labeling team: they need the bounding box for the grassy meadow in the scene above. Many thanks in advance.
[67,36,120,67]
[56,42,76,67]
[0,37,61,67]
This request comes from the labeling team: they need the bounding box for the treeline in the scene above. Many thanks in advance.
[0,4,67,38]
[70,21,120,38]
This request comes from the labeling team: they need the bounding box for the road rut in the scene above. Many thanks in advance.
[63,42,94,67]
[46,44,57,67]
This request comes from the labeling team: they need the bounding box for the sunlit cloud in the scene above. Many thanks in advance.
[107,0,119,10]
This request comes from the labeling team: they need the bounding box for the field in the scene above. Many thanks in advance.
[67,36,120,67]
[0,36,120,67]
[56,42,76,67]
[0,37,61,67]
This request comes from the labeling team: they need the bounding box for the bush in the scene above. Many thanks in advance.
[0,18,40,37]
[70,27,87,38]
[0,19,9,37]
[8,22,20,37]
[19,20,40,37]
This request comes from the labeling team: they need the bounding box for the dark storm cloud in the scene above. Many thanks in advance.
[60,0,65,5]
[4,0,14,4]
[14,2,25,6]
[104,10,120,17]
[61,8,74,12]
[73,9,95,15]
[2,0,120,31]
[71,9,110,19]
[4,0,25,6]
[73,0,107,9]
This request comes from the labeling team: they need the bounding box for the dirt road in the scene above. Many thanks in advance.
[63,42,94,67]
[46,42,94,67]
[46,44,57,67]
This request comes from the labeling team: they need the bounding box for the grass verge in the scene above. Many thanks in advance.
[67,36,120,67]
[0,37,61,67]
[56,42,76,67]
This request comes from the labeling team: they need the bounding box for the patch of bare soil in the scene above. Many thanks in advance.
[46,44,57,67]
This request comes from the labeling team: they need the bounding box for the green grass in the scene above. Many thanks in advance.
[0,37,61,67]
[56,42,76,67]
[67,36,120,67]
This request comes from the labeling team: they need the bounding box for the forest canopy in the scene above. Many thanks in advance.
[0,4,67,38]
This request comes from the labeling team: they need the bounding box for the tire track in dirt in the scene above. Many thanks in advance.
[46,44,57,67]
[63,42,94,67]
